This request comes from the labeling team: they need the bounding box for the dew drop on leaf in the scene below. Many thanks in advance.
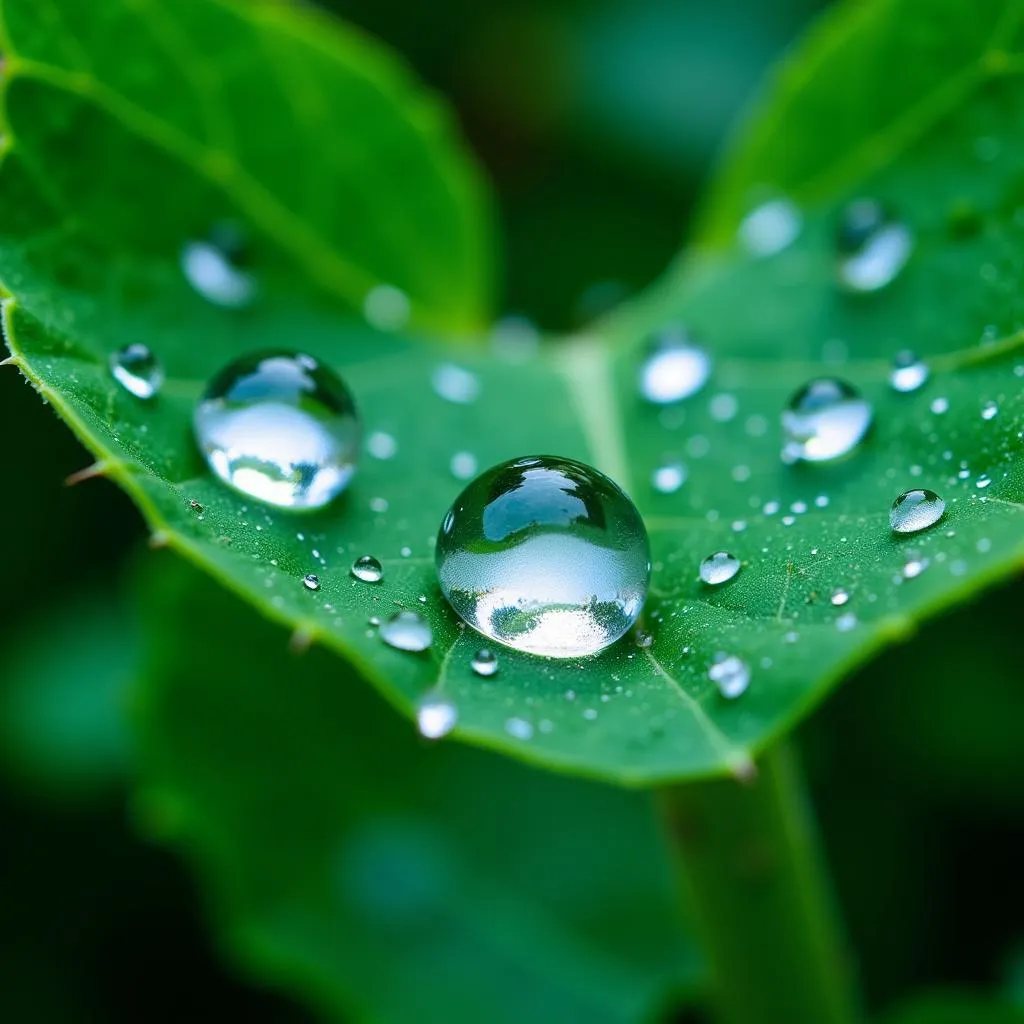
[836,199,912,292]
[351,555,383,583]
[638,328,711,404]
[902,554,929,579]
[366,431,398,460]
[431,363,480,404]
[782,378,872,463]
[709,653,750,698]
[450,451,478,480]
[109,342,164,399]
[699,551,741,585]
[505,717,533,741]
[435,455,650,658]
[652,461,687,494]
[830,587,850,606]
[363,284,410,332]
[738,198,802,256]
[835,611,858,632]
[380,610,432,652]
[890,488,946,534]
[889,350,929,393]
[302,573,320,591]
[416,693,457,739]
[194,352,359,510]
[181,223,255,308]
[930,396,950,415]
[981,401,999,421]
[470,648,499,677]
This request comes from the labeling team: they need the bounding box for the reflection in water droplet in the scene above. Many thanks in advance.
[110,343,164,399]
[890,488,946,534]
[380,610,432,652]
[830,587,849,606]
[193,351,360,509]
[699,551,741,586]
[181,223,255,308]
[416,693,457,739]
[432,363,480,404]
[782,378,872,463]
[470,648,499,677]
[652,461,687,494]
[351,555,383,582]
[889,351,929,393]
[450,451,478,480]
[363,284,410,332]
[739,198,802,256]
[302,573,320,591]
[638,329,711,404]
[435,456,650,658]
[836,199,912,292]
[709,653,750,698]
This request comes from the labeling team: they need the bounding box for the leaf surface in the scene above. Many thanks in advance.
[5,0,1024,783]
[135,563,701,1024]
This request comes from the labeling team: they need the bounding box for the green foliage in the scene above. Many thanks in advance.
[135,561,701,1024]
[3,0,1024,787]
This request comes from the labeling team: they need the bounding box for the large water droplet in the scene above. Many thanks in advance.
[738,198,802,256]
[709,653,750,698]
[380,610,432,652]
[435,456,650,658]
[889,351,929,393]
[351,555,383,583]
[416,693,457,739]
[890,488,946,534]
[836,199,912,292]
[782,378,872,463]
[470,648,500,677]
[638,329,711,404]
[194,351,359,509]
[110,343,164,399]
[181,223,255,308]
[699,551,741,586]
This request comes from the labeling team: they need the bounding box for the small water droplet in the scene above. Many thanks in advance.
[367,431,397,460]
[981,401,999,421]
[435,456,650,658]
[930,396,949,415]
[505,717,533,740]
[363,284,410,332]
[830,587,850,606]
[634,631,653,649]
[709,653,750,698]
[739,198,801,256]
[782,378,872,463]
[976,473,992,489]
[302,573,320,591]
[709,393,739,422]
[889,351,929,393]
[369,496,389,513]
[638,329,711,404]
[450,451,478,480]
[432,363,480,404]
[890,488,946,534]
[652,461,687,494]
[181,223,255,308]
[110,343,164,399]
[416,693,457,739]
[835,611,858,632]
[470,648,499,677]
[380,610,432,652]
[836,199,912,292]
[193,351,360,509]
[351,555,384,583]
[902,554,929,579]
[699,551,741,586]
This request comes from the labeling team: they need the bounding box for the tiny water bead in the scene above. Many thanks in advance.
[830,587,850,606]
[738,198,802,256]
[638,329,711,404]
[836,199,912,292]
[450,451,478,480]
[194,351,360,510]
[181,222,255,308]
[363,284,410,332]
[709,653,751,699]
[652,461,687,494]
[782,378,872,464]
[110,343,164,399]
[432,363,480,404]
[351,555,383,583]
[699,551,741,586]
[302,573,320,591]
[890,488,946,534]
[435,455,651,658]
[380,610,433,652]
[889,351,929,393]
[416,693,457,739]
[470,648,500,677]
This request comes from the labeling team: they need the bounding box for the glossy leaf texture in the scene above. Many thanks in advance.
[0,0,494,333]
[5,0,1024,784]
[135,562,700,1024]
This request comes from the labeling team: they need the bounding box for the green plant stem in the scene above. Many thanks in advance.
[660,741,857,1024]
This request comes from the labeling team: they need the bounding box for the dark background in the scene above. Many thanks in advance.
[2,0,1021,1020]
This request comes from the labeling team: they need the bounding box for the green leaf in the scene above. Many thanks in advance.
[135,562,701,1024]
[0,0,494,333]
[6,0,1024,783]
[881,990,1024,1024]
